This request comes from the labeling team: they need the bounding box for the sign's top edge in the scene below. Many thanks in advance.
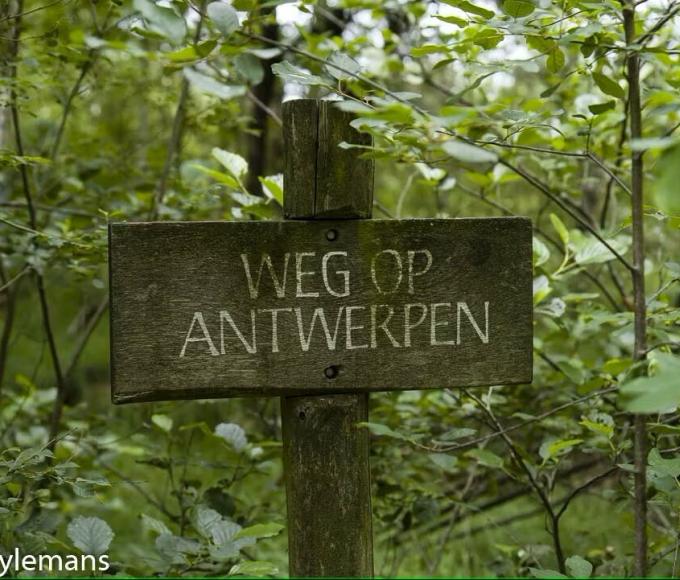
[108,216,532,227]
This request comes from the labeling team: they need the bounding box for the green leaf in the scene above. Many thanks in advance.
[271,61,326,86]
[533,274,552,305]
[648,447,680,479]
[151,413,172,433]
[533,237,551,267]
[184,69,246,100]
[502,0,535,17]
[442,140,498,164]
[474,28,504,49]
[326,52,361,81]
[166,45,199,62]
[580,418,613,439]
[441,0,495,19]
[215,422,248,451]
[654,144,680,215]
[546,47,565,73]
[259,174,283,204]
[566,555,593,578]
[133,0,186,44]
[434,15,467,27]
[67,516,114,555]
[536,297,565,318]
[549,213,570,247]
[234,53,264,85]
[539,438,583,462]
[191,164,240,188]
[588,101,615,115]
[234,522,284,540]
[156,533,200,563]
[621,354,680,413]
[359,422,411,441]
[592,72,625,99]
[571,232,630,266]
[211,519,242,545]
[194,505,223,538]
[541,81,562,98]
[527,35,555,53]
[141,514,171,536]
[411,44,450,57]
[229,561,279,577]
[212,148,248,180]
[207,2,240,36]
[428,453,458,473]
[466,448,504,469]
[434,427,476,442]
[167,40,216,62]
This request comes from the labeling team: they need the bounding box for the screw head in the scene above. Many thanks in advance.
[324,365,339,379]
[326,229,338,241]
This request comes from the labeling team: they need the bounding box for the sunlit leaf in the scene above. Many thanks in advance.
[501,0,535,17]
[215,422,248,451]
[184,69,246,100]
[207,2,240,36]
[442,140,498,164]
[212,148,248,180]
[622,354,680,413]
[592,72,625,99]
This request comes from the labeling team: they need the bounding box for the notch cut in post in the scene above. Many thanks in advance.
[281,99,374,577]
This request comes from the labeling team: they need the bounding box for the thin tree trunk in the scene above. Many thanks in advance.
[245,9,279,196]
[623,1,648,575]
[0,262,17,395]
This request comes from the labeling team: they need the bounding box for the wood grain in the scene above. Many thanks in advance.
[108,217,532,403]
[282,100,373,219]
[282,100,318,218]
[281,98,374,578]
[281,394,372,576]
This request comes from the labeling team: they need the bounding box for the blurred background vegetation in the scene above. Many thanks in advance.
[1,0,680,576]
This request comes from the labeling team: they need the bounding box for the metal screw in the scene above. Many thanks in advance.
[324,365,339,379]
[326,229,338,241]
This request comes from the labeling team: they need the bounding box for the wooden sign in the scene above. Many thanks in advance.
[109,217,532,403]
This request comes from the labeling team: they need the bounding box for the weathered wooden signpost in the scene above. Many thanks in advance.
[109,99,533,577]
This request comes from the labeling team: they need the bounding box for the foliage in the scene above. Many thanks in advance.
[1,0,679,577]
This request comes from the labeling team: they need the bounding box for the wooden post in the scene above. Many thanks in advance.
[281,99,374,577]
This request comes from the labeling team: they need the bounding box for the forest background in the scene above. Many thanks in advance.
[1,0,680,576]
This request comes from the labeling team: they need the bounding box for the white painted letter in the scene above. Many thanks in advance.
[295,307,344,351]
[407,249,433,294]
[404,303,428,347]
[180,311,219,357]
[260,308,292,353]
[370,305,401,348]
[346,306,369,350]
[322,251,350,297]
[430,302,455,346]
[241,253,290,299]
[457,301,490,344]
[220,309,257,354]
[296,252,319,298]
[370,249,403,295]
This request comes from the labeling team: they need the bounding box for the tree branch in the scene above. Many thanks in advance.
[499,158,635,273]
[8,0,66,452]
[465,390,566,574]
